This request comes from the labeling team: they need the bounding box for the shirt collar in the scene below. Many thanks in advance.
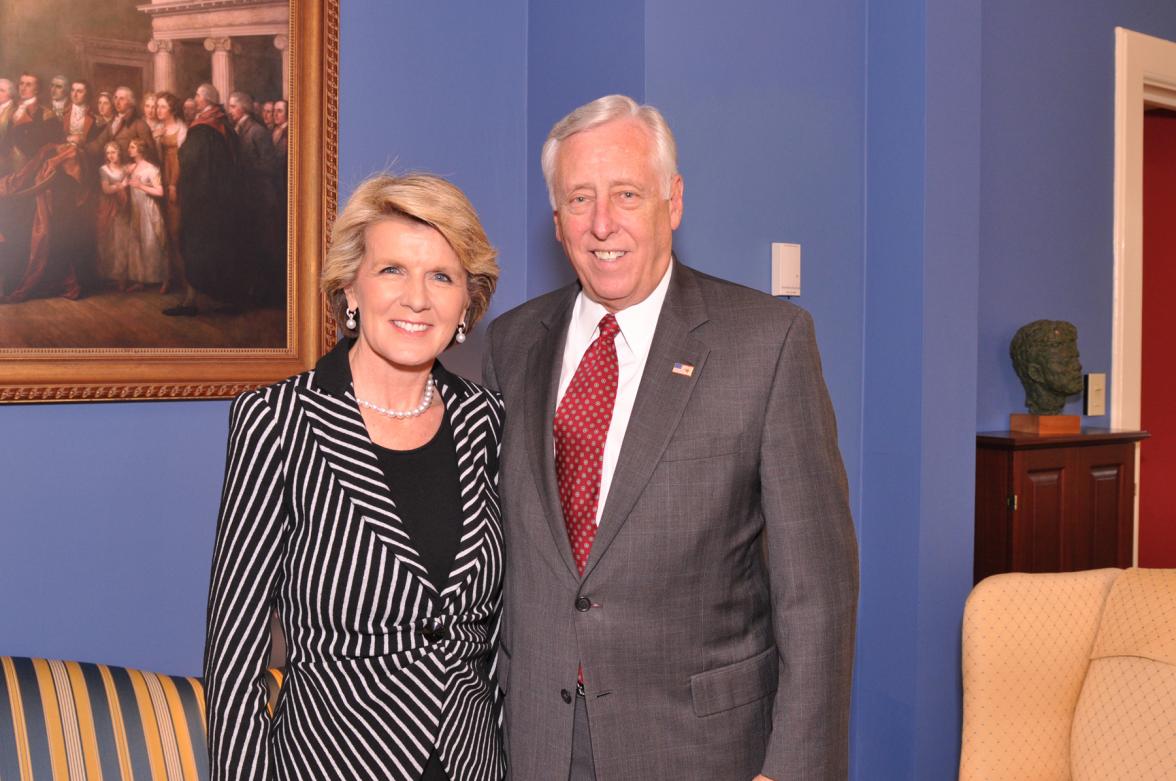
[569,260,673,365]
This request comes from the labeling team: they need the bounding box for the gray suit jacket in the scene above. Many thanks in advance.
[482,262,859,781]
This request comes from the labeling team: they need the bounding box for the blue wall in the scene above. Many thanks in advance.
[916,1,981,776]
[337,0,529,381]
[855,1,984,776]
[857,1,928,775]
[525,1,645,299]
[0,401,225,674]
[645,0,867,519]
[978,0,1176,429]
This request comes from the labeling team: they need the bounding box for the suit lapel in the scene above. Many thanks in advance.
[583,264,711,579]
[524,287,581,579]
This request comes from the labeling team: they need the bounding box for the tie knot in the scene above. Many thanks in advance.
[597,314,620,341]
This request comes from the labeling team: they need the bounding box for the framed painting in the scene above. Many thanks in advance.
[0,0,338,402]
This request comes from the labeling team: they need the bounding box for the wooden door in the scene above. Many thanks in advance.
[1014,444,1133,573]
[1015,448,1069,573]
[1071,444,1134,570]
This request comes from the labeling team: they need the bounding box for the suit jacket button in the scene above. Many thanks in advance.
[561,689,573,704]
[575,596,592,612]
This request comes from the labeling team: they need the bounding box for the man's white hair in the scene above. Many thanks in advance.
[114,86,136,105]
[540,94,679,209]
[228,91,254,114]
[196,83,220,105]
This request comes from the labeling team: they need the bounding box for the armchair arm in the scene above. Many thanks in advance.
[959,568,1122,781]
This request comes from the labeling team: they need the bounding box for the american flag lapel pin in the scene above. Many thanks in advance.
[671,362,694,377]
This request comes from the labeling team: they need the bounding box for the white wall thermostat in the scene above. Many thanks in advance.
[1084,373,1106,417]
[771,242,801,297]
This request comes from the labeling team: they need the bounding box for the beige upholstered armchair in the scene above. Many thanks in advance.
[959,567,1175,781]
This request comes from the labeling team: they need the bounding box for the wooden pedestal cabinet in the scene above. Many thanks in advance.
[974,430,1149,584]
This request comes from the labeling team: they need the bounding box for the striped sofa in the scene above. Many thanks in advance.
[0,656,282,780]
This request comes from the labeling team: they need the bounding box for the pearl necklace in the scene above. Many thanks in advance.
[355,376,436,419]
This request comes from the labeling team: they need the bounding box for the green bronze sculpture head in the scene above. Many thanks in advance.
[1010,320,1084,415]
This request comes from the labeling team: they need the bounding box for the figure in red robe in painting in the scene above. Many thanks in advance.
[0,143,94,303]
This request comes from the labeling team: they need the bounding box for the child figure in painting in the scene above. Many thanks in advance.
[97,141,134,291]
[124,137,168,291]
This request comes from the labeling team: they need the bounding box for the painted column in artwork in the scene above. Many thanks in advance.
[205,37,234,104]
[274,35,289,100]
[148,39,176,93]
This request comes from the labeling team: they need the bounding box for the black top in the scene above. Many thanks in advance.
[372,411,463,593]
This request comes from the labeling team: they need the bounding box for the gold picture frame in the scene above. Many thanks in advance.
[0,0,338,402]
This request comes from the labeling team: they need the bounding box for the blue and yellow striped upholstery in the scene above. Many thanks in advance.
[0,657,282,780]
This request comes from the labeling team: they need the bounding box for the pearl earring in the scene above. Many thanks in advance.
[345,307,357,330]
[455,322,467,344]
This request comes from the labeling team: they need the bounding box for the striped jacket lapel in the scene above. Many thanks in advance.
[295,342,436,590]
[432,364,502,604]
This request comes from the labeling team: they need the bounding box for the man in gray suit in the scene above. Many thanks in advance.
[483,95,859,780]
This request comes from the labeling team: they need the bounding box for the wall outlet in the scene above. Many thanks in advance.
[1084,372,1106,416]
[771,242,801,297]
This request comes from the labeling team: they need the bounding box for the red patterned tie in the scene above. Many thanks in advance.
[555,313,621,575]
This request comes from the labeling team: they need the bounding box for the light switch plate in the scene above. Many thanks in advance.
[771,243,801,297]
[1084,372,1106,416]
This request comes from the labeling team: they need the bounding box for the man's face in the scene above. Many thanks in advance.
[114,91,131,115]
[51,79,67,100]
[0,82,12,104]
[183,99,197,121]
[18,75,37,100]
[227,96,244,122]
[551,118,683,313]
[274,101,287,125]
[262,102,273,125]
[70,83,87,106]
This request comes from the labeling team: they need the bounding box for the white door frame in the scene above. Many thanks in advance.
[1112,27,1176,563]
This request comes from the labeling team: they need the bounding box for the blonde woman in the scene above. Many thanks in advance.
[204,173,504,780]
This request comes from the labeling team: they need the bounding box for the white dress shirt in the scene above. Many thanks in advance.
[68,104,87,135]
[556,262,673,526]
[14,96,37,120]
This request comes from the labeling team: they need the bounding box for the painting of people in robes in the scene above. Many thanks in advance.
[0,0,294,352]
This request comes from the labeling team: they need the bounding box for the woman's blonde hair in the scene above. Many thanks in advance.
[322,173,499,340]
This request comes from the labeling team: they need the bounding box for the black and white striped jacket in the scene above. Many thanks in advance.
[204,340,505,780]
